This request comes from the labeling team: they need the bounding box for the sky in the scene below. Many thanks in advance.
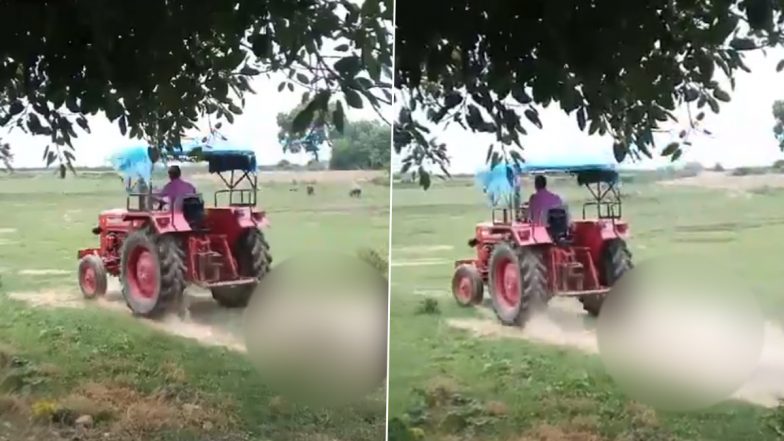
[392,48,784,174]
[8,44,784,172]
[7,72,389,169]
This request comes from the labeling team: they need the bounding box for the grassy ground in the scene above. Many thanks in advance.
[0,171,389,441]
[388,176,784,441]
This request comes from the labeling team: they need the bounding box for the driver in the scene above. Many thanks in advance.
[527,175,565,225]
[159,165,197,209]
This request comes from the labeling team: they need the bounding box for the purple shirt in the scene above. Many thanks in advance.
[528,189,563,225]
[159,178,197,206]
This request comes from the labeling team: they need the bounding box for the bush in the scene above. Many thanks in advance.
[712,163,725,172]
[732,167,754,176]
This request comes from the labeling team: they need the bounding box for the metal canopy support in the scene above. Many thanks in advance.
[213,169,258,207]
[581,181,622,220]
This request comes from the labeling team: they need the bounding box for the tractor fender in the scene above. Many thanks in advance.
[123,212,192,234]
[512,225,552,246]
[227,207,268,229]
[598,220,629,240]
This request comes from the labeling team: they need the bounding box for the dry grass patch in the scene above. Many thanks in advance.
[516,424,607,441]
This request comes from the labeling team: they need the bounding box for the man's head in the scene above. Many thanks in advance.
[534,175,547,190]
[168,165,181,181]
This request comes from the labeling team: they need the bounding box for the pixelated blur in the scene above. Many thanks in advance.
[597,255,764,411]
[242,253,388,406]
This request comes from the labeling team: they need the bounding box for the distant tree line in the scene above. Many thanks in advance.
[276,104,390,171]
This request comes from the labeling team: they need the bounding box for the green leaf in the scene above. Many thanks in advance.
[729,38,757,50]
[296,73,309,84]
[511,85,532,104]
[335,44,350,52]
[9,101,23,116]
[344,89,364,109]
[524,108,542,129]
[419,167,431,190]
[576,108,586,131]
[777,60,784,72]
[612,142,627,163]
[119,115,127,136]
[240,66,260,76]
[443,92,462,109]
[661,142,680,156]
[333,101,346,133]
[713,89,731,102]
[334,56,362,76]
[707,96,720,113]
[684,88,699,102]
[76,117,90,133]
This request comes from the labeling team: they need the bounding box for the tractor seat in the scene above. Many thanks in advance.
[181,196,208,232]
[546,207,571,245]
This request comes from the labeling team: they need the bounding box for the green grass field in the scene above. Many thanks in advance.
[388,176,784,441]
[0,171,389,441]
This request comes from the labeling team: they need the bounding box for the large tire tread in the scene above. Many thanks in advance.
[211,229,272,308]
[581,239,632,317]
[121,228,185,317]
[489,243,547,327]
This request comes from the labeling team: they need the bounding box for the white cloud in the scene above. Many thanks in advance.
[393,48,784,174]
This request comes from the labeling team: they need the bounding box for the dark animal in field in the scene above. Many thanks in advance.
[289,186,299,192]
[349,187,362,198]
[306,185,315,196]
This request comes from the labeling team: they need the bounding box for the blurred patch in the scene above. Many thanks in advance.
[597,255,764,411]
[242,252,388,406]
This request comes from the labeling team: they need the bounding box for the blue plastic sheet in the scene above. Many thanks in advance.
[107,146,154,190]
[475,163,521,207]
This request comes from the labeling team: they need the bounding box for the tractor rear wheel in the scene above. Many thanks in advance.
[488,243,547,326]
[78,254,108,299]
[451,264,484,306]
[581,239,633,317]
[211,228,272,308]
[120,229,185,318]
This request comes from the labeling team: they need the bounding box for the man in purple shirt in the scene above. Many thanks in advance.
[158,165,197,209]
[527,175,565,225]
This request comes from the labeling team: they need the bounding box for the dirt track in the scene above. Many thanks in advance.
[447,298,784,408]
[9,281,247,352]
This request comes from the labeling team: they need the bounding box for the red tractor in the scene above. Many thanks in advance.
[77,150,272,317]
[451,163,633,326]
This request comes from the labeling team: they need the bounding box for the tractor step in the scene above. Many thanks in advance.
[554,288,609,297]
[198,278,257,288]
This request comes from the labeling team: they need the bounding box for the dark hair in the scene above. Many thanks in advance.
[534,175,547,190]
[168,165,181,180]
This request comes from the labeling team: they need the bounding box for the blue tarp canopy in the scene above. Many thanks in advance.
[517,150,619,184]
[201,150,257,174]
[518,162,618,185]
[172,139,258,174]
[109,141,258,181]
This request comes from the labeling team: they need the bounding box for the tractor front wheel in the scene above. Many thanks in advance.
[211,228,272,308]
[581,239,633,317]
[78,255,108,299]
[451,264,484,306]
[488,243,547,326]
[120,229,185,318]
